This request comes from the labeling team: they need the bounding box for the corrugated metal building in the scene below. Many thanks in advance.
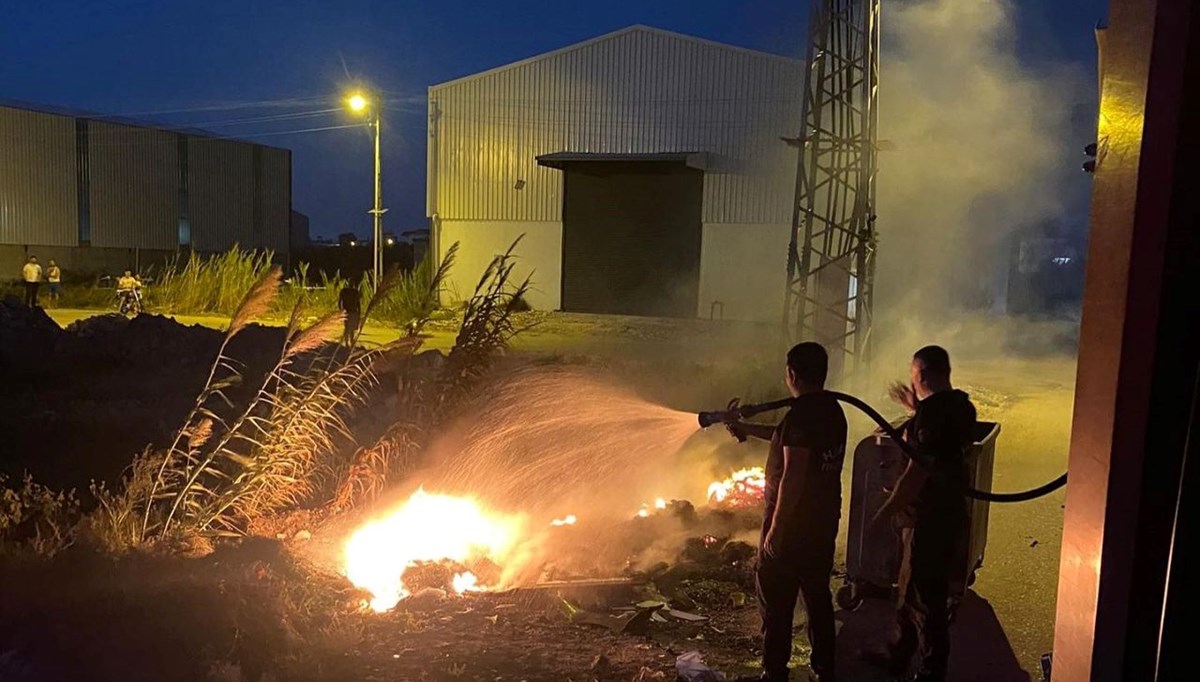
[1,102,291,277]
[427,25,803,321]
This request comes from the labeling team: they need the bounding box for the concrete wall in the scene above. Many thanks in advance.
[697,223,791,321]
[437,220,562,310]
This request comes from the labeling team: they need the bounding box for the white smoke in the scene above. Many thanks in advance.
[874,0,1090,330]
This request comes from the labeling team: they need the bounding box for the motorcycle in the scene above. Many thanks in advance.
[117,287,143,315]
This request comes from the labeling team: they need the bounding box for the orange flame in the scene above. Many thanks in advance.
[550,514,577,527]
[706,466,767,508]
[343,488,525,612]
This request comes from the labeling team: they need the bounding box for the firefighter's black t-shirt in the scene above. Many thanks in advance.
[908,388,977,517]
[762,392,848,544]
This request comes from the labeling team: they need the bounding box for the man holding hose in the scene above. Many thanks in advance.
[726,342,847,682]
[868,345,977,682]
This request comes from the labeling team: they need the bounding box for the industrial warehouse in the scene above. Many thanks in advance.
[0,102,291,277]
[427,26,803,321]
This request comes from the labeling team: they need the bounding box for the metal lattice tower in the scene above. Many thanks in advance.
[783,0,880,374]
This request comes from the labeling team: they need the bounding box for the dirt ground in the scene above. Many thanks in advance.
[2,305,1075,680]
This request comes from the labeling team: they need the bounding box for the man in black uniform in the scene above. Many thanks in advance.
[870,345,977,682]
[727,342,847,682]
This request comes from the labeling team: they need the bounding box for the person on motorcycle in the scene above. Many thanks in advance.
[117,270,142,313]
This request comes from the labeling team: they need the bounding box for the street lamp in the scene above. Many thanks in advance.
[346,91,386,283]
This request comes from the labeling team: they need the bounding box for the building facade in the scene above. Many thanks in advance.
[427,26,802,321]
[1,103,291,278]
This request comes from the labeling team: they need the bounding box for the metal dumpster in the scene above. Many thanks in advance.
[836,420,1000,610]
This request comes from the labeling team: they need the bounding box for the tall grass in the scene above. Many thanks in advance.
[367,242,458,334]
[84,239,515,543]
[146,246,455,333]
[149,247,276,316]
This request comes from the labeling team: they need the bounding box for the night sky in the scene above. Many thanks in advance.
[2,0,1108,240]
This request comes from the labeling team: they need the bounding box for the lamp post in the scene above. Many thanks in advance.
[347,93,386,283]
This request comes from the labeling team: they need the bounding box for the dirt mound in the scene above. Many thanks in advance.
[0,312,288,491]
[57,313,284,371]
[0,297,63,370]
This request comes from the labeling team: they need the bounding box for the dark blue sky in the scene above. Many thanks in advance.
[2,0,1107,239]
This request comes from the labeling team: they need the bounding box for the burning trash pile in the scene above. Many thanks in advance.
[343,488,529,612]
[342,466,769,613]
[705,466,766,509]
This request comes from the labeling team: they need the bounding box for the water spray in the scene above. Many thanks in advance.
[698,391,1068,503]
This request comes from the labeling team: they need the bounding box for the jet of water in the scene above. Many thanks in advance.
[421,366,703,518]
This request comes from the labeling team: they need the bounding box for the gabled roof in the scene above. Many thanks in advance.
[430,24,803,90]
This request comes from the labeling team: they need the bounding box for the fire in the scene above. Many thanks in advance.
[343,488,525,612]
[550,514,577,527]
[707,466,767,508]
[634,497,670,518]
[451,571,480,593]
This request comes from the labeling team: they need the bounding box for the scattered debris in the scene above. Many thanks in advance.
[718,541,755,565]
[589,653,611,675]
[675,651,725,682]
[667,609,708,623]
[572,607,654,634]
[405,587,447,610]
[293,530,312,542]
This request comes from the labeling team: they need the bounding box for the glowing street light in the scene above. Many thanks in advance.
[345,90,387,283]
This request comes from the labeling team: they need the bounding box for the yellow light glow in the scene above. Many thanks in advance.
[347,93,368,112]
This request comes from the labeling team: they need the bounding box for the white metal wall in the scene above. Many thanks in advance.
[438,220,562,308]
[427,26,803,225]
[426,26,803,320]
[0,106,78,247]
[88,121,178,249]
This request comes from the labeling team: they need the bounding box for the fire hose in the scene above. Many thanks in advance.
[698,392,1068,503]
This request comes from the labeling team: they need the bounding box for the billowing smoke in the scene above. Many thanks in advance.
[873,0,1091,362]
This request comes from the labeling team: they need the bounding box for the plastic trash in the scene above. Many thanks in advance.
[675,651,726,682]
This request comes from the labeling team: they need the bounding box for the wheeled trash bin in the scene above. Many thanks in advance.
[836,420,1000,611]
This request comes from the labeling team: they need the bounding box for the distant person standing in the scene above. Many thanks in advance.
[21,256,42,307]
[338,284,362,347]
[46,260,62,305]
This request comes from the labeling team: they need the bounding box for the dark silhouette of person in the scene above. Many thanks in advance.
[337,285,362,347]
[726,342,847,682]
[869,345,978,682]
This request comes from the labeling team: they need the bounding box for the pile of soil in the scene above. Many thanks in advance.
[0,305,286,492]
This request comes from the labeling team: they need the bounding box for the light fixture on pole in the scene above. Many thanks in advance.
[346,91,387,283]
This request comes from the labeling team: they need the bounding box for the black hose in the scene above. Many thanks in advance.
[701,392,1068,503]
[824,391,1068,503]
